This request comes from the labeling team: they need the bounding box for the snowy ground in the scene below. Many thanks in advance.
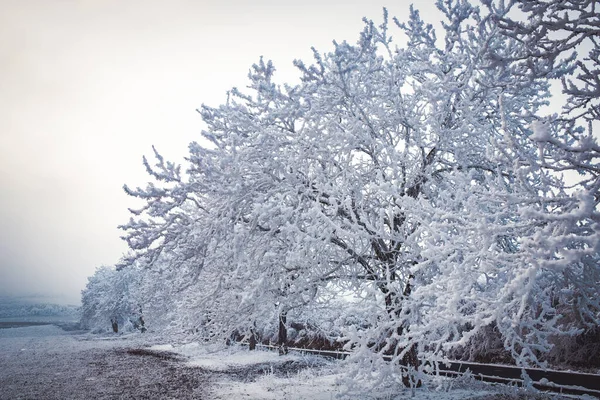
[0,324,207,399]
[146,342,495,399]
[0,324,572,400]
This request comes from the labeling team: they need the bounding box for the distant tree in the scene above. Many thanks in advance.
[80,266,144,333]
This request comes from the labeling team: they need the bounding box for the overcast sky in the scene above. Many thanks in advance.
[0,0,445,305]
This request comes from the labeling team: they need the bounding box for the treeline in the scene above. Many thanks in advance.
[0,299,79,319]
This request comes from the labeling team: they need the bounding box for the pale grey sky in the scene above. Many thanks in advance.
[0,0,442,305]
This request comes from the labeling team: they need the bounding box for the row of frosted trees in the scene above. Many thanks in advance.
[82,0,599,392]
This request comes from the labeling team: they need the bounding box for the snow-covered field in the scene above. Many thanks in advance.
[0,324,570,399]
[0,324,207,399]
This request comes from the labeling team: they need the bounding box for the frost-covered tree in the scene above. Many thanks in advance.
[104,0,599,393]
[80,265,144,333]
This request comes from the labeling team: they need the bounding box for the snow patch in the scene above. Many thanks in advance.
[163,343,308,371]
[148,343,174,352]
[210,371,343,400]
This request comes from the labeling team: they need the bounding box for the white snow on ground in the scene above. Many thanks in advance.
[208,365,495,400]
[0,323,120,353]
[150,342,316,371]
[152,342,504,399]
[211,368,344,400]
[1,326,571,400]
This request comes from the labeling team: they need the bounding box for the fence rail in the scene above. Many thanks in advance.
[251,343,600,398]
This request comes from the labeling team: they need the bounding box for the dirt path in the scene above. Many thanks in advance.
[0,325,209,400]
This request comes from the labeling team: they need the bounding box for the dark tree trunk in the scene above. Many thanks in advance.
[138,315,146,333]
[110,317,118,333]
[138,306,146,333]
[382,275,420,387]
[278,312,288,355]
[400,275,420,387]
[249,327,257,351]
[401,344,420,387]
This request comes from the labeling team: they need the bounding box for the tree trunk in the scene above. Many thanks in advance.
[249,327,257,351]
[382,276,420,388]
[138,306,146,333]
[138,315,146,333]
[400,344,420,387]
[110,317,118,333]
[278,311,288,355]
